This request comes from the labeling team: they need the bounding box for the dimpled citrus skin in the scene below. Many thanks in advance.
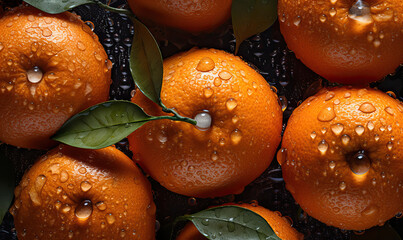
[128,48,283,198]
[280,87,403,230]
[0,5,111,149]
[278,0,403,85]
[176,203,304,240]
[10,145,156,240]
[127,0,232,33]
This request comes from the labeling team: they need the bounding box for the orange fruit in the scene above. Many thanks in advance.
[0,5,112,149]
[127,0,232,33]
[176,203,303,240]
[128,48,283,198]
[9,145,156,240]
[279,86,403,230]
[278,0,403,85]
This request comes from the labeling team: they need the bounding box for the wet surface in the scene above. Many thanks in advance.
[1,0,402,239]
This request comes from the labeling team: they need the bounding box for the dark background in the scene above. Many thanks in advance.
[1,0,402,239]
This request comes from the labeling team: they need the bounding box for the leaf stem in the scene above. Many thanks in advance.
[160,103,197,125]
[93,0,135,17]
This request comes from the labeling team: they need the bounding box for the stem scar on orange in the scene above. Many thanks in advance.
[0,5,112,149]
[128,48,283,198]
[278,0,403,85]
[279,86,403,230]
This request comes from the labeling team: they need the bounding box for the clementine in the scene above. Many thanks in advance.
[279,86,403,230]
[176,203,303,240]
[128,48,283,198]
[278,0,403,85]
[0,4,111,149]
[127,0,232,33]
[10,145,156,240]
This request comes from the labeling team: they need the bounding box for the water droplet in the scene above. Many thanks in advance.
[27,66,43,83]
[80,181,92,192]
[230,129,242,145]
[348,0,373,24]
[68,231,74,239]
[329,161,336,170]
[387,141,393,151]
[75,200,93,220]
[348,150,370,175]
[196,57,215,72]
[120,229,126,238]
[359,102,376,113]
[60,170,69,183]
[42,28,52,37]
[341,134,351,145]
[203,87,213,98]
[293,16,302,26]
[331,123,344,136]
[325,91,335,101]
[187,197,197,206]
[106,213,116,224]
[96,202,107,211]
[374,134,380,141]
[210,151,218,161]
[214,77,222,87]
[310,131,317,140]
[232,115,239,124]
[226,98,238,111]
[62,204,72,213]
[218,71,232,80]
[329,8,337,17]
[201,219,209,226]
[317,106,336,122]
[385,107,394,116]
[77,41,86,51]
[194,111,212,131]
[227,222,235,232]
[367,121,375,131]
[277,148,287,165]
[373,39,381,48]
[318,140,329,155]
[28,175,47,206]
[319,14,327,22]
[361,205,379,216]
[355,125,365,136]
[339,182,346,191]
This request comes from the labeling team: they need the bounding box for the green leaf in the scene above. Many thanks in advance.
[24,0,95,14]
[351,224,402,240]
[129,17,164,106]
[232,0,278,54]
[0,152,15,224]
[182,206,281,240]
[52,101,154,149]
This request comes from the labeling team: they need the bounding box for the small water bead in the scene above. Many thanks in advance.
[319,14,327,23]
[77,41,86,51]
[384,107,394,116]
[96,202,107,211]
[387,141,393,151]
[187,197,197,206]
[210,151,218,161]
[310,131,317,140]
[230,129,242,145]
[317,106,336,122]
[367,121,375,131]
[62,204,72,213]
[226,98,238,111]
[325,92,335,101]
[278,96,288,112]
[359,102,376,113]
[293,16,301,26]
[374,134,380,142]
[80,181,92,192]
[218,71,232,80]
[27,66,43,83]
[348,150,370,175]
[331,123,344,136]
[106,213,116,224]
[196,57,215,72]
[361,205,379,216]
[348,0,373,24]
[339,181,347,191]
[329,8,337,17]
[203,87,213,98]
[355,125,365,136]
[194,111,212,131]
[75,200,93,220]
[329,161,336,170]
[341,134,351,145]
[214,77,222,87]
[276,148,287,165]
[318,140,329,155]
[373,39,381,48]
